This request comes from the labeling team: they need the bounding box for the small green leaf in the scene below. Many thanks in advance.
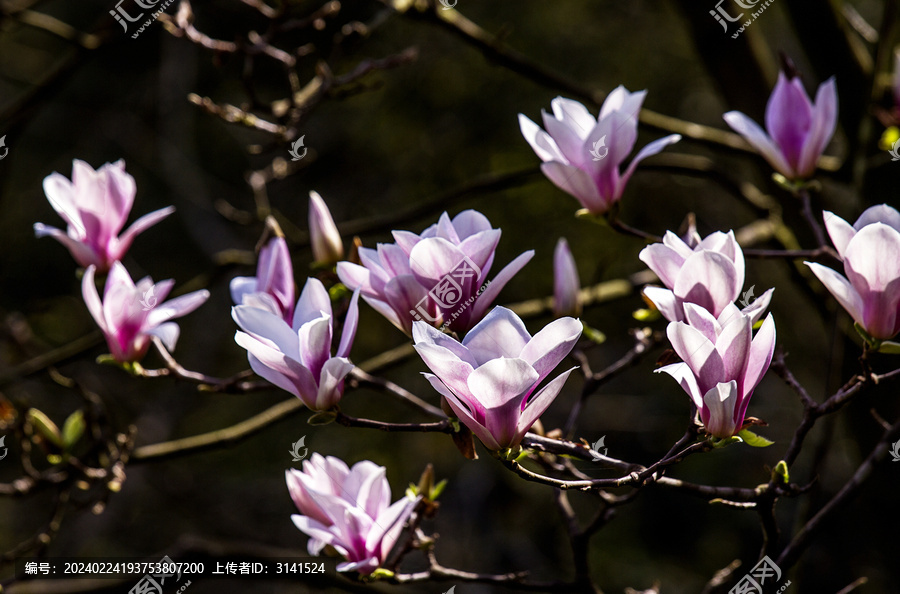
[62,410,86,450]
[328,283,351,300]
[575,209,609,226]
[738,429,774,448]
[633,308,661,322]
[854,323,881,350]
[581,323,607,345]
[307,411,337,425]
[773,460,789,484]
[369,568,395,580]
[877,341,900,355]
[405,485,418,499]
[712,436,743,449]
[27,408,63,448]
[429,478,448,500]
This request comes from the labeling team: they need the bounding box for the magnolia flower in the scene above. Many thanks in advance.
[657,304,776,439]
[35,160,174,271]
[233,278,360,410]
[337,210,533,335]
[413,307,582,451]
[723,72,838,180]
[519,88,681,215]
[230,236,295,323]
[288,455,417,574]
[309,191,344,265]
[82,262,209,363]
[553,238,581,317]
[640,230,772,323]
[806,205,900,341]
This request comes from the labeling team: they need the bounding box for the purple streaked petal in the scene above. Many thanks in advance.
[642,286,683,322]
[451,209,493,238]
[638,242,686,289]
[539,162,605,213]
[673,251,739,318]
[766,73,813,172]
[145,289,209,328]
[294,278,332,330]
[315,357,353,410]
[336,289,361,359]
[515,367,576,443]
[723,111,794,178]
[518,114,567,163]
[462,306,531,363]
[233,306,301,359]
[805,262,865,327]
[656,362,704,409]
[796,77,838,178]
[468,250,534,322]
[146,322,180,352]
[113,206,175,261]
[34,223,101,269]
[518,317,582,383]
[620,134,681,190]
[666,321,723,394]
[854,204,900,233]
[702,381,739,438]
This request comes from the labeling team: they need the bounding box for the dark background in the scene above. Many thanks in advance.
[1,0,899,592]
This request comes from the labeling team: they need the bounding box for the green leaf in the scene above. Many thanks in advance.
[429,478,448,500]
[62,410,86,450]
[581,323,607,345]
[854,323,881,349]
[738,429,774,448]
[773,460,789,484]
[328,283,351,300]
[877,341,900,355]
[575,209,609,227]
[712,436,743,449]
[633,308,661,322]
[369,568,395,580]
[307,411,338,425]
[27,408,62,448]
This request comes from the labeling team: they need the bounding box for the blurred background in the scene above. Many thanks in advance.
[1,0,899,592]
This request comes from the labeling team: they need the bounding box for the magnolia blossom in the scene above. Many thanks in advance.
[230,236,295,323]
[82,262,209,363]
[519,88,680,215]
[413,307,582,451]
[657,304,776,438]
[553,238,581,317]
[337,210,533,335]
[287,455,417,574]
[309,191,344,265]
[806,205,900,340]
[724,72,838,180]
[640,230,772,323]
[233,278,360,410]
[35,160,174,271]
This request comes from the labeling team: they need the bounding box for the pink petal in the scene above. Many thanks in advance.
[462,306,531,364]
[796,77,838,179]
[723,111,794,178]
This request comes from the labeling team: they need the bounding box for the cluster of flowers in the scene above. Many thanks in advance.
[33,65,900,575]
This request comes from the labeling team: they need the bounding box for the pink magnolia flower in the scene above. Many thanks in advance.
[413,307,582,451]
[232,278,360,410]
[724,72,838,180]
[82,262,209,363]
[288,455,417,574]
[309,191,344,265]
[639,230,772,323]
[806,205,900,340]
[519,88,681,215]
[554,238,581,317]
[337,210,533,335]
[35,160,174,271]
[230,236,295,323]
[657,304,776,439]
